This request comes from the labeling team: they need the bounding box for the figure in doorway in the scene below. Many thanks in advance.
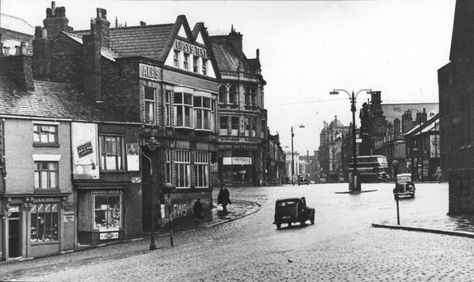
[433,166,443,183]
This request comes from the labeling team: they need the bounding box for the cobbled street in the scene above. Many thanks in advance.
[2,183,474,281]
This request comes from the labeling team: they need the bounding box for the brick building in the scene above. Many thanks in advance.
[318,117,349,183]
[265,132,285,185]
[438,0,474,214]
[210,28,268,186]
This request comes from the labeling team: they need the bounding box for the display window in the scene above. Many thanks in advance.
[31,203,59,243]
[93,191,122,230]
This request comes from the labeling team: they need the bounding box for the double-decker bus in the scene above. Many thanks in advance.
[348,155,389,182]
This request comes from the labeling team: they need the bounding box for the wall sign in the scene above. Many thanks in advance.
[139,64,160,81]
[223,157,252,166]
[99,232,119,240]
[127,143,140,171]
[72,123,99,179]
[174,39,208,59]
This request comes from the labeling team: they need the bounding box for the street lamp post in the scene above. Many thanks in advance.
[392,159,400,225]
[330,88,373,192]
[291,124,305,185]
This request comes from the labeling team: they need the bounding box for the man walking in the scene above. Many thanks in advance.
[217,184,231,213]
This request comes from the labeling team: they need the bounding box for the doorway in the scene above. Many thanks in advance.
[8,209,21,258]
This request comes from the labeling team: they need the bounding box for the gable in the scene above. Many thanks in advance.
[195,32,205,44]
[178,25,187,38]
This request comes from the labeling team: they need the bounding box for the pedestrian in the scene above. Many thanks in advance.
[217,184,231,213]
[193,198,203,219]
[433,166,443,183]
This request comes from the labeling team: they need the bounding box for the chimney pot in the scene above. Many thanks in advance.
[140,21,146,26]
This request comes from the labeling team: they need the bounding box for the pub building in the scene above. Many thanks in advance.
[210,27,268,186]
[30,3,220,231]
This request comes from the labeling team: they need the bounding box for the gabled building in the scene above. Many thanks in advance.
[0,13,34,55]
[210,28,267,186]
[35,5,222,230]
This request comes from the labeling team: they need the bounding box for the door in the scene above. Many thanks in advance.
[8,209,21,258]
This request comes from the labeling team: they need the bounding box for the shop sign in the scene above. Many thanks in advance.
[77,142,93,158]
[63,213,75,223]
[131,177,142,184]
[174,39,208,59]
[63,202,74,211]
[223,157,252,166]
[139,64,160,81]
[100,232,119,240]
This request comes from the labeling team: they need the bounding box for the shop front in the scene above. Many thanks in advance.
[1,194,74,260]
[77,188,125,244]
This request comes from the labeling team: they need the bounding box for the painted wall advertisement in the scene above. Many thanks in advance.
[72,122,99,179]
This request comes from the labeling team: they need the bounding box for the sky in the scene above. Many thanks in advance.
[1,0,456,155]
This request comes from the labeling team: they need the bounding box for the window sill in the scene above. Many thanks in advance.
[33,143,60,148]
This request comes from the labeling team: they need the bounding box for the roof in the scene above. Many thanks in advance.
[72,24,175,62]
[0,76,136,123]
[63,32,119,61]
[404,113,439,137]
[210,36,254,74]
[329,118,344,128]
[0,13,34,36]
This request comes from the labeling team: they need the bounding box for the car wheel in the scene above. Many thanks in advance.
[288,222,292,227]
[276,223,281,230]
[311,213,315,224]
[300,220,306,226]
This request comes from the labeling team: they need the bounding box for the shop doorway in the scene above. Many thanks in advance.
[8,208,21,258]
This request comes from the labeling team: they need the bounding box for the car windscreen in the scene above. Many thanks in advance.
[277,201,297,207]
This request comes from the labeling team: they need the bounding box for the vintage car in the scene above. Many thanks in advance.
[393,173,416,199]
[297,174,310,185]
[274,197,315,229]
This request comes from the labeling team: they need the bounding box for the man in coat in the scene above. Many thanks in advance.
[217,184,231,213]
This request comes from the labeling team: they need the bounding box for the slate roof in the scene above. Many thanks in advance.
[210,36,253,74]
[72,24,175,61]
[0,13,34,36]
[0,76,137,123]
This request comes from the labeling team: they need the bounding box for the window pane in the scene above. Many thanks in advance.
[33,133,40,142]
[40,134,48,143]
[34,171,40,188]
[174,92,182,104]
[50,172,57,188]
[41,171,48,188]
[194,96,201,107]
[106,156,117,170]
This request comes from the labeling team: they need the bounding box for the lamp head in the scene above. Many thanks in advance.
[329,90,339,95]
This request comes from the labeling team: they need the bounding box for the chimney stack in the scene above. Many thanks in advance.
[228,25,243,60]
[0,42,34,91]
[33,26,52,80]
[43,1,73,40]
[82,8,110,103]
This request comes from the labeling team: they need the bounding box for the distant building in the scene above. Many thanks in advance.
[318,116,349,182]
[210,27,267,186]
[0,13,34,55]
[438,0,474,214]
[265,132,285,185]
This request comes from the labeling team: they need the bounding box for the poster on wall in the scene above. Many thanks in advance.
[127,143,140,171]
[72,122,99,179]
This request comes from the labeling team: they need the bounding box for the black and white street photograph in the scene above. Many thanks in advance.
[1,0,474,281]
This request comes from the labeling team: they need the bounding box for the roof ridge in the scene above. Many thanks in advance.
[0,13,35,29]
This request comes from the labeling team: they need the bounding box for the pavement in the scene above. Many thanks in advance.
[0,199,262,266]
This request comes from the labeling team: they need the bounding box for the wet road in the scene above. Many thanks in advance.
[3,183,474,281]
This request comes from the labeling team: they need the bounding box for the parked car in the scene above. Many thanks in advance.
[297,174,310,185]
[274,197,315,229]
[393,173,415,199]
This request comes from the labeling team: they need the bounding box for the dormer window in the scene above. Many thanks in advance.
[193,56,199,73]
[184,53,190,70]
[202,59,208,75]
[173,50,180,67]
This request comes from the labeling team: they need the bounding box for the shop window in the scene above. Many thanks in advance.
[202,59,208,75]
[30,203,59,243]
[184,53,190,70]
[173,50,179,67]
[94,191,122,230]
[175,150,190,188]
[231,117,239,136]
[34,161,58,189]
[229,85,237,105]
[220,116,228,135]
[33,124,58,145]
[218,85,227,104]
[99,136,124,171]
[194,151,209,188]
[144,86,156,124]
[174,92,193,128]
[194,96,212,130]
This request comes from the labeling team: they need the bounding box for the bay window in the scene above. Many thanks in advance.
[194,96,212,130]
[174,92,193,128]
